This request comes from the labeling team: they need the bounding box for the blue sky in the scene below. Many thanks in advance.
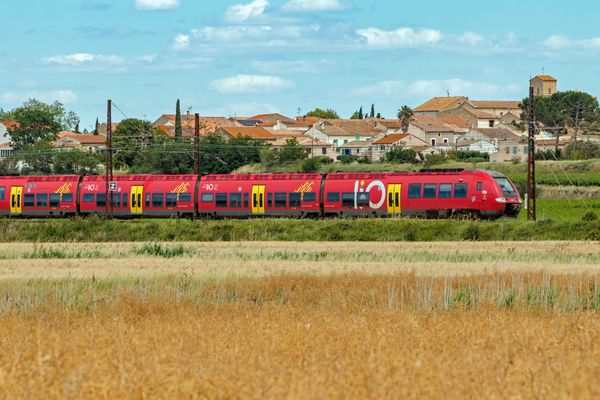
[2,0,599,130]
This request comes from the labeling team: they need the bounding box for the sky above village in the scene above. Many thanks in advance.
[2,0,599,130]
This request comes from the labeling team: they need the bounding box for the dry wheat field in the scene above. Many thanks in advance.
[1,242,600,399]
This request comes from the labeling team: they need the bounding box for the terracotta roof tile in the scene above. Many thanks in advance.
[411,115,457,132]
[533,75,557,81]
[339,140,372,148]
[470,100,522,110]
[372,133,410,145]
[413,96,467,112]
[218,126,276,140]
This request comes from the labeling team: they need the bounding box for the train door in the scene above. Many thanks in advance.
[386,184,401,214]
[10,186,23,215]
[130,186,144,214]
[251,185,265,214]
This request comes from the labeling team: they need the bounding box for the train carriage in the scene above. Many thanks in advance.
[0,175,80,218]
[198,174,322,218]
[79,175,198,218]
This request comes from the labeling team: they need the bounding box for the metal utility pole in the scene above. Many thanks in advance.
[527,86,536,221]
[106,99,113,219]
[194,113,200,175]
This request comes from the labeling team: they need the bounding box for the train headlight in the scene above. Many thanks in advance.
[495,197,507,203]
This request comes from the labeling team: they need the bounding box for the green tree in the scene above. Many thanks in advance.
[17,140,54,174]
[370,104,375,118]
[305,108,340,119]
[139,141,194,174]
[376,112,382,119]
[397,105,413,134]
[521,91,600,150]
[94,118,99,135]
[278,138,308,163]
[384,144,416,163]
[9,104,61,149]
[53,150,100,174]
[0,108,13,121]
[75,122,80,133]
[199,133,269,174]
[351,107,364,120]
[113,118,158,168]
[175,99,183,138]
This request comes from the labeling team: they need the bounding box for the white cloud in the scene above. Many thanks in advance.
[138,54,158,63]
[191,26,274,42]
[282,0,346,12]
[1,90,78,104]
[544,34,600,50]
[357,27,442,47]
[134,0,180,11]
[42,53,126,65]
[458,32,484,46]
[225,0,268,22]
[250,59,335,74]
[210,74,294,93]
[172,34,190,50]
[355,79,521,98]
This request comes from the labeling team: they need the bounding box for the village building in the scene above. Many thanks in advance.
[370,133,434,162]
[530,75,557,97]
[304,119,384,151]
[457,127,528,162]
[413,96,469,117]
[54,132,107,153]
[0,143,14,160]
[153,114,236,137]
[407,115,464,149]
[214,126,277,142]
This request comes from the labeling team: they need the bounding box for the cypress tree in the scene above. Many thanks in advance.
[175,99,182,138]
[358,106,363,120]
[94,118,99,135]
[370,104,375,118]
[75,122,80,133]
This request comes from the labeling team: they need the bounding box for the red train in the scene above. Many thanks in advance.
[0,169,521,219]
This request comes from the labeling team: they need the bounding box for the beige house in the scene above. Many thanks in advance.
[408,115,464,149]
[530,75,557,97]
[54,132,107,153]
[339,140,373,157]
[272,137,335,160]
[370,133,433,162]
[413,96,468,117]
[214,126,276,142]
[470,101,522,118]
[304,119,383,151]
[438,104,500,129]
[0,142,14,160]
[457,128,528,162]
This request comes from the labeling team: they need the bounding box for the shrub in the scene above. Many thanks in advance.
[461,223,480,241]
[582,211,598,222]
[301,157,321,173]
[338,154,358,164]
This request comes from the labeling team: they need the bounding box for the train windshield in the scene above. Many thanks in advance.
[494,177,516,196]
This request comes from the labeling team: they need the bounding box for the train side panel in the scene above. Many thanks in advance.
[198,174,322,218]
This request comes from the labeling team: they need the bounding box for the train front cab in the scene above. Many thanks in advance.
[0,177,26,217]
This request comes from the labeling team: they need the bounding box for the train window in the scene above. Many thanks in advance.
[122,193,128,207]
[83,194,94,203]
[201,193,214,203]
[268,193,273,207]
[96,193,107,207]
[215,193,228,208]
[342,192,355,207]
[179,193,191,202]
[36,194,48,207]
[230,193,242,208]
[438,184,452,199]
[111,193,121,207]
[0,186,4,201]
[49,194,61,207]
[454,183,468,198]
[243,193,249,208]
[476,182,483,191]
[357,192,370,207]
[327,192,340,202]
[274,193,287,208]
[62,193,74,203]
[152,193,164,208]
[166,193,178,207]
[304,192,317,202]
[408,184,421,199]
[423,184,437,199]
[24,194,35,207]
[145,194,150,207]
[289,192,302,207]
